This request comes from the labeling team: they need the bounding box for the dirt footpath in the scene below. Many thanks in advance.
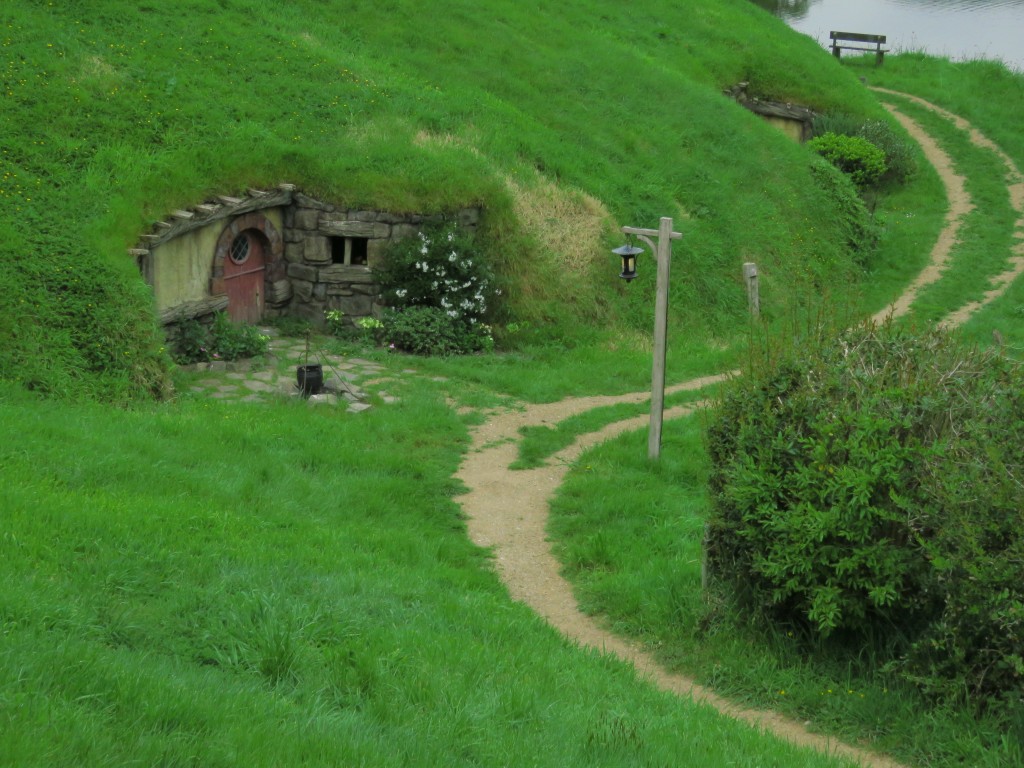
[455,91,1021,768]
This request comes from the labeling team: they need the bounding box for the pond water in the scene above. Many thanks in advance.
[751,0,1024,72]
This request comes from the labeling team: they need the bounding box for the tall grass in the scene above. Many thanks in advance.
[0,382,859,767]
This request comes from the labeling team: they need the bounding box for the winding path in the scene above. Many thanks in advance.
[455,90,1022,768]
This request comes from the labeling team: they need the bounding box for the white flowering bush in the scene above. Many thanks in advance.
[374,222,498,354]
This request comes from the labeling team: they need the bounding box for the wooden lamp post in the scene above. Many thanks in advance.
[614,217,682,460]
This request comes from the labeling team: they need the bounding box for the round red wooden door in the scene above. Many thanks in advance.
[224,231,265,324]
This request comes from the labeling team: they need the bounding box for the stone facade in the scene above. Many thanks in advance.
[134,184,481,331]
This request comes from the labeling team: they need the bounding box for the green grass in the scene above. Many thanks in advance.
[0,382,861,767]
[870,94,1020,325]
[4,3,1024,766]
[547,411,1023,768]
[1,0,901,399]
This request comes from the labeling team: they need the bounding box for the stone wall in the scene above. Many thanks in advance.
[279,192,480,328]
[134,184,481,331]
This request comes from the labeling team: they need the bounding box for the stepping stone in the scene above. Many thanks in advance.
[251,371,275,382]
[226,373,248,380]
[243,380,274,392]
[348,402,373,414]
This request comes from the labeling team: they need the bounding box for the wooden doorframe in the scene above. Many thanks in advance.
[210,211,285,320]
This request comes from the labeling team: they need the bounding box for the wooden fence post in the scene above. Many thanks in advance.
[743,262,759,318]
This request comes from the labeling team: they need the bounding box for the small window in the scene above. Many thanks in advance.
[349,237,368,266]
[229,233,250,264]
[330,236,369,266]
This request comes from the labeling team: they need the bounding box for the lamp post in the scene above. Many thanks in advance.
[615,217,682,460]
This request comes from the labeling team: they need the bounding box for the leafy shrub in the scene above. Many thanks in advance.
[808,157,879,262]
[373,221,498,355]
[808,132,888,188]
[374,222,496,324]
[857,119,917,185]
[171,313,269,364]
[324,309,347,337]
[382,306,491,356]
[705,322,1024,713]
[813,113,916,187]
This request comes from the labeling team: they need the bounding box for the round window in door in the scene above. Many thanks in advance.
[224,230,266,323]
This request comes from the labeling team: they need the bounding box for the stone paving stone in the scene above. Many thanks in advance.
[251,371,275,381]
[348,403,373,413]
[308,394,338,406]
[217,385,239,393]
[225,373,248,380]
[243,380,274,392]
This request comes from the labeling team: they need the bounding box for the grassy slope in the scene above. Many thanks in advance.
[0,380,858,768]
[0,2,976,765]
[0,0,889,400]
[545,56,1024,767]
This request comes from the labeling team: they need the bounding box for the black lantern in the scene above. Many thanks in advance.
[613,241,643,282]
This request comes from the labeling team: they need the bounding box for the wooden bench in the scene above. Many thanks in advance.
[830,31,888,66]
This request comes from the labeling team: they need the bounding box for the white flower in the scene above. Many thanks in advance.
[448,252,457,262]
[420,245,429,255]
[395,288,407,298]
[447,310,458,318]
[446,232,455,242]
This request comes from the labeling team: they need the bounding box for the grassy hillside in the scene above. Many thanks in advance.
[0,0,889,400]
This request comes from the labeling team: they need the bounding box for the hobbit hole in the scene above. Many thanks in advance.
[133,184,481,342]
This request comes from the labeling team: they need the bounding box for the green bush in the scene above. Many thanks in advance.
[705,322,1024,714]
[171,313,269,364]
[373,221,498,355]
[382,306,491,356]
[812,113,917,187]
[374,221,497,327]
[857,119,917,185]
[807,157,880,262]
[808,132,888,188]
